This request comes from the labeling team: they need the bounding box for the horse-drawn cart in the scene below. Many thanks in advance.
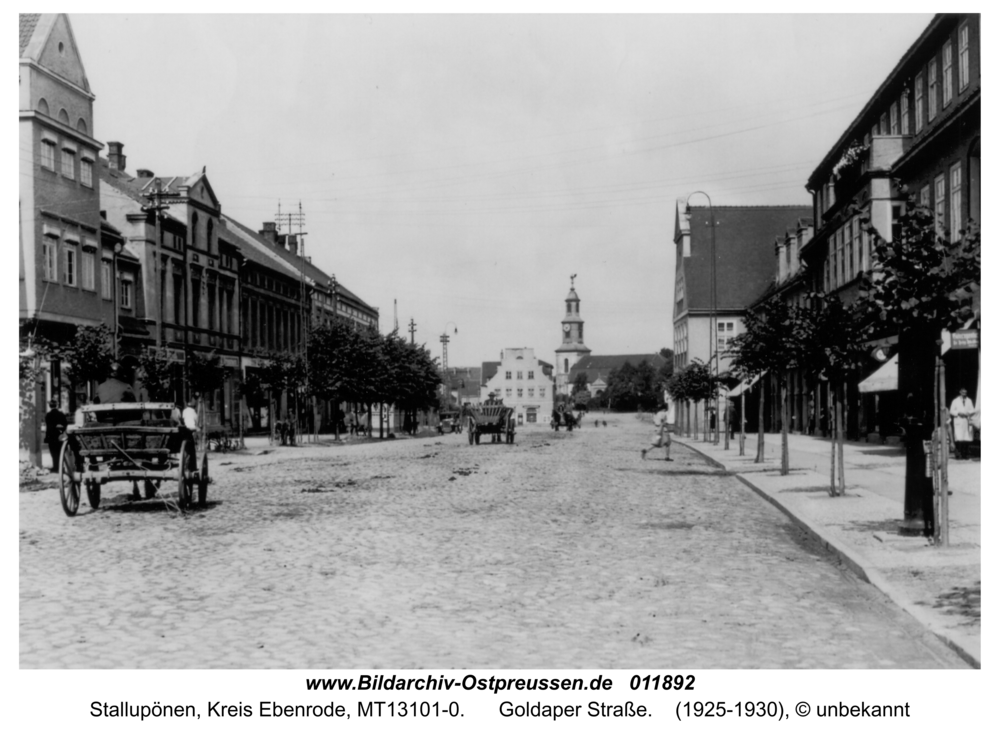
[466,403,516,445]
[58,402,208,517]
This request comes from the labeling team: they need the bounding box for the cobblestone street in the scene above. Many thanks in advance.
[20,415,968,669]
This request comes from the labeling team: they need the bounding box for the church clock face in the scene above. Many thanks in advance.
[563,324,571,334]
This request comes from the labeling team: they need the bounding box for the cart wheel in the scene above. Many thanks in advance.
[178,440,195,508]
[197,452,209,507]
[58,443,80,517]
[86,479,101,510]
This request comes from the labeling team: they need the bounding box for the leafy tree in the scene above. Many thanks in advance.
[572,371,590,395]
[727,295,809,472]
[136,347,175,401]
[50,323,117,388]
[858,196,979,533]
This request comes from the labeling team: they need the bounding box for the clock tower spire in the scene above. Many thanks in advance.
[554,274,591,395]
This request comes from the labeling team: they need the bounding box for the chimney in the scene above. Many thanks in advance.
[136,168,155,178]
[287,234,298,255]
[258,222,278,244]
[107,141,126,172]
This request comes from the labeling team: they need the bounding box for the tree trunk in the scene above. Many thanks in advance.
[898,325,937,536]
[739,390,746,456]
[780,376,789,475]
[692,401,699,440]
[755,379,765,463]
[702,401,708,442]
[837,381,846,496]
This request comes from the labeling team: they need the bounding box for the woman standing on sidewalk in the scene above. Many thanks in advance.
[641,401,673,461]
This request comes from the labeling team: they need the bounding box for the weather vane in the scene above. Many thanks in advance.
[570,273,577,288]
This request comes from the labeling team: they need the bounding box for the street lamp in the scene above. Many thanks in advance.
[688,191,720,445]
[141,179,170,348]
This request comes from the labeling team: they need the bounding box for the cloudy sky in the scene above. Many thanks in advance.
[69,13,934,369]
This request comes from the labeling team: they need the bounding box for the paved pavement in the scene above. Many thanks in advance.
[670,428,981,668]
[20,416,970,668]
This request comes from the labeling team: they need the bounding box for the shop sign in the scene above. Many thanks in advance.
[951,330,979,350]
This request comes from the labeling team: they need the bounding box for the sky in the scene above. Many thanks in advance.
[68,12,936,370]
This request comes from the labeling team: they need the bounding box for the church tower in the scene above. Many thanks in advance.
[554,274,591,395]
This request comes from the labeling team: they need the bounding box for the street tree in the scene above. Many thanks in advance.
[727,295,809,472]
[858,196,980,534]
[136,347,175,401]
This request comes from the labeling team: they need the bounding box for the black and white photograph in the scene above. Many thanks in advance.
[17,8,983,731]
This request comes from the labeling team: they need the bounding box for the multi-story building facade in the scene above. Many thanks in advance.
[802,13,980,441]
[671,201,812,431]
[19,14,126,465]
[100,152,244,423]
[481,348,554,425]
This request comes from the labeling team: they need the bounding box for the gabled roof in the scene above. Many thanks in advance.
[20,14,91,93]
[568,354,666,384]
[681,204,813,312]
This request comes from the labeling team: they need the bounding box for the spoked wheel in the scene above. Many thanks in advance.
[86,479,101,510]
[197,452,209,507]
[177,440,196,508]
[58,443,81,517]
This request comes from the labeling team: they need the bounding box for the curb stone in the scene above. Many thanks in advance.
[675,437,980,669]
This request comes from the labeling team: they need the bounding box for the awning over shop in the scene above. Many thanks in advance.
[859,354,898,393]
[728,372,765,398]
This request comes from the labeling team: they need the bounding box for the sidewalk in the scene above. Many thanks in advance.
[673,431,981,668]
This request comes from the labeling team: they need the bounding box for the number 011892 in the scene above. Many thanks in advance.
[630,675,695,691]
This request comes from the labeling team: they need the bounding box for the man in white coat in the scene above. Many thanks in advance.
[949,388,975,460]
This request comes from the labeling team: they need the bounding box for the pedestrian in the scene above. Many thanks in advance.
[44,400,68,472]
[96,364,136,403]
[641,401,673,461]
[950,388,975,460]
[182,398,199,432]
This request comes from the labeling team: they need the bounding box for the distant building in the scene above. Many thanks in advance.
[442,366,482,407]
[567,353,668,396]
[480,348,554,424]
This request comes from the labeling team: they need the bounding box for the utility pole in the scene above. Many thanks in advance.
[142,179,170,348]
[408,318,417,345]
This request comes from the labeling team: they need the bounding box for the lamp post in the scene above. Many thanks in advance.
[141,179,170,349]
[688,191,719,444]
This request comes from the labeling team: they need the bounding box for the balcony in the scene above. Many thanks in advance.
[829,135,911,214]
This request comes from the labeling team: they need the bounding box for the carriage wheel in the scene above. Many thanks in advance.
[58,443,81,517]
[197,452,209,507]
[86,479,101,510]
[178,440,195,508]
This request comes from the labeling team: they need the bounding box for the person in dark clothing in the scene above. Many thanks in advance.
[96,365,136,404]
[44,400,68,472]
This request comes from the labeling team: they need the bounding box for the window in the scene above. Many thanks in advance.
[505,388,512,398]
[717,321,735,352]
[539,387,545,398]
[890,103,899,135]
[950,164,962,242]
[505,371,512,380]
[60,147,75,179]
[928,58,938,121]
[943,42,953,106]
[837,227,845,286]
[861,224,871,273]
[920,185,931,208]
[852,216,862,276]
[845,221,853,279]
[901,90,911,134]
[120,277,133,309]
[191,278,201,327]
[528,388,534,398]
[959,24,970,90]
[516,371,523,380]
[43,235,58,281]
[934,175,946,239]
[915,73,924,131]
[879,112,888,134]
[41,139,56,169]
[80,158,93,187]
[101,259,112,299]
[208,282,217,330]
[62,246,77,286]
[823,255,830,293]
[528,371,534,379]
[174,274,183,322]
[81,250,95,290]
